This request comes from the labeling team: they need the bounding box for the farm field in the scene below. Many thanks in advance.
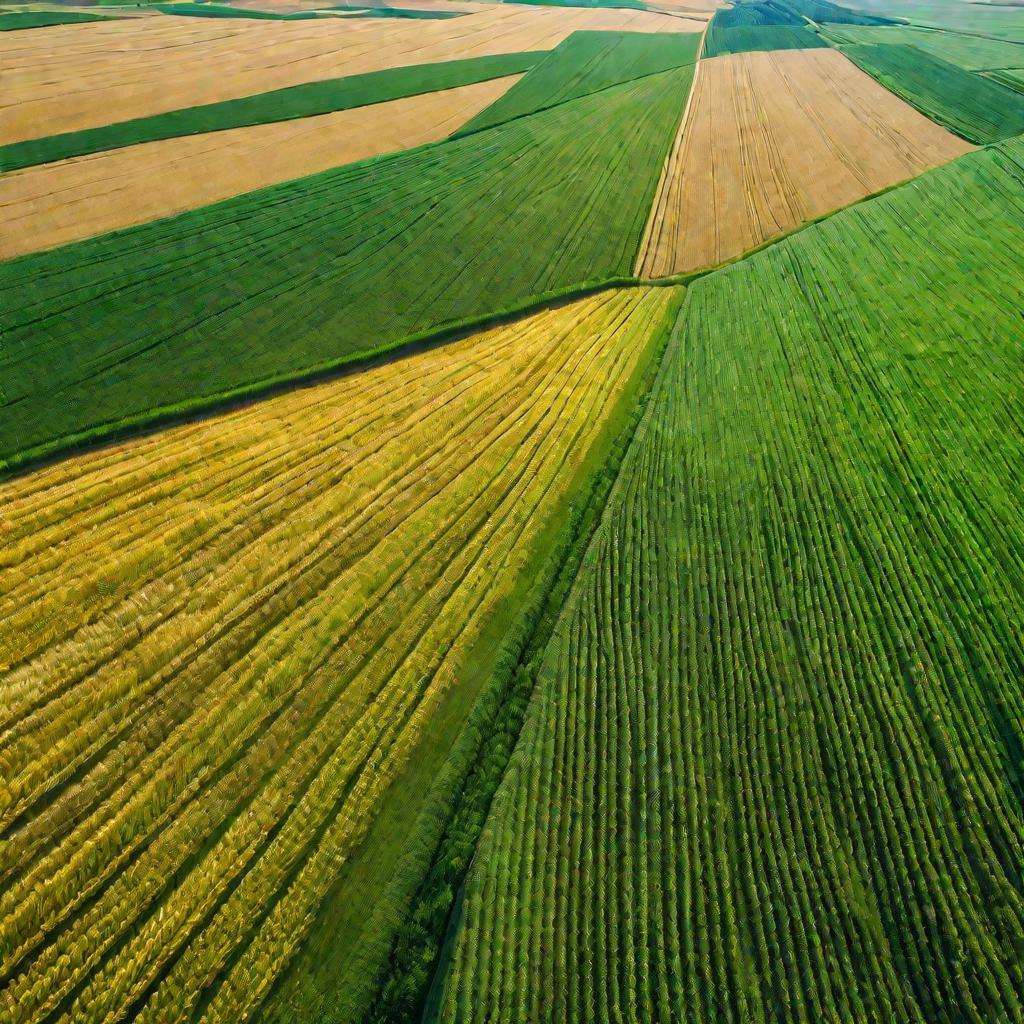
[0,285,677,1024]
[0,65,691,469]
[841,0,1024,39]
[0,75,526,257]
[840,41,1024,142]
[636,47,970,277]
[0,2,700,144]
[823,22,1024,70]
[434,132,1024,1024]
[3,0,1024,1022]
[455,29,699,134]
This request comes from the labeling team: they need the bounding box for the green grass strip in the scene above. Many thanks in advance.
[841,41,1024,143]
[507,0,650,10]
[152,3,323,18]
[0,52,543,174]
[0,67,694,473]
[335,6,466,18]
[0,9,116,30]
[455,29,700,137]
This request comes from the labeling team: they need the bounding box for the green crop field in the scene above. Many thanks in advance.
[456,30,698,135]
[703,23,827,57]
[0,53,543,173]
[841,42,1024,142]
[710,1,805,28]
[824,23,1024,70]
[781,0,896,24]
[987,67,1024,93]
[335,6,466,17]
[3,1,1024,1022]
[703,0,894,56]
[0,9,116,29]
[0,67,691,471]
[432,135,1024,1024]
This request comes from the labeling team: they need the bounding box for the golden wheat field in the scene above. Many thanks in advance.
[636,47,973,277]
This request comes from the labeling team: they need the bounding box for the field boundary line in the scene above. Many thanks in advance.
[633,21,708,275]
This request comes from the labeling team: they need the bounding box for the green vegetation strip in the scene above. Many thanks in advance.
[507,0,650,11]
[841,41,1024,142]
[456,30,699,136]
[152,3,323,18]
[986,67,1024,94]
[432,134,1024,1024]
[0,52,543,174]
[337,6,466,18]
[0,9,115,29]
[0,67,694,473]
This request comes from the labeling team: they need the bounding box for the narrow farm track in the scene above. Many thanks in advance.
[0,75,523,259]
[635,47,972,278]
[0,286,675,1024]
[0,4,700,145]
[434,137,1024,1024]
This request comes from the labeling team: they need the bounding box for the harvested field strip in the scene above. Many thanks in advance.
[703,23,827,57]
[434,134,1024,1024]
[455,29,699,135]
[0,68,691,469]
[823,23,1024,70]
[0,285,675,1024]
[0,4,699,145]
[0,75,526,259]
[0,51,540,173]
[0,10,115,29]
[636,48,971,277]
[841,42,1024,143]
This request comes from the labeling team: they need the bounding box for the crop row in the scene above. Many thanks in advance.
[0,286,676,1024]
[432,135,1024,1023]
